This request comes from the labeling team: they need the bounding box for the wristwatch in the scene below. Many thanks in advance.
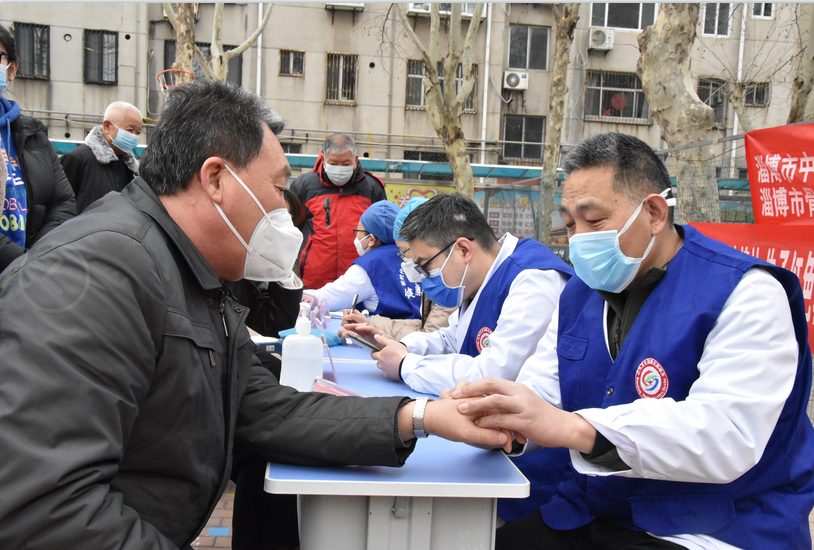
[412,396,430,438]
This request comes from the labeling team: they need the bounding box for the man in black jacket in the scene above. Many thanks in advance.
[60,101,142,213]
[0,80,504,549]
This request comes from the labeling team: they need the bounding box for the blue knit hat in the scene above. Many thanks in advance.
[360,200,400,245]
[393,197,429,242]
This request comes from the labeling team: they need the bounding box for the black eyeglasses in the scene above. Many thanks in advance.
[0,51,8,65]
[397,248,410,262]
[414,241,456,278]
[351,229,370,238]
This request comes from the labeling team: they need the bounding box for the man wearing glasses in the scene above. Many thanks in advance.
[348,192,573,397]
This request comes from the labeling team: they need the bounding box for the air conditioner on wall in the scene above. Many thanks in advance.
[588,27,614,51]
[503,71,529,91]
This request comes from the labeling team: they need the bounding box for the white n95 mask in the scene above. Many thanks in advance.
[324,163,354,186]
[214,164,304,282]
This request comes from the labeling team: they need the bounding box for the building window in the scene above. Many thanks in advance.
[702,4,731,37]
[164,41,243,86]
[83,29,118,85]
[591,3,656,30]
[14,23,49,80]
[280,50,304,77]
[752,3,773,18]
[697,78,727,126]
[326,52,358,104]
[744,81,769,106]
[585,70,651,122]
[508,25,549,71]
[280,143,302,154]
[502,115,545,161]
[406,60,477,112]
[408,3,478,17]
[404,150,453,181]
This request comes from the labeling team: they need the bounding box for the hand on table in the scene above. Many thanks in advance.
[397,398,514,452]
[370,334,409,381]
[451,377,596,454]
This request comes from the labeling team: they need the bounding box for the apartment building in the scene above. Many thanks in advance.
[1,3,806,170]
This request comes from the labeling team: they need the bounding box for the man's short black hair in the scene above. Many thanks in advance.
[0,24,19,62]
[563,132,672,207]
[140,79,285,196]
[398,193,498,251]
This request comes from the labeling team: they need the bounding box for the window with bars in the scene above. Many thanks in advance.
[280,50,304,76]
[697,77,727,126]
[280,143,302,154]
[744,81,769,107]
[752,3,773,18]
[163,41,243,86]
[409,3,478,17]
[502,115,545,161]
[406,60,477,112]
[508,25,549,71]
[84,29,118,85]
[585,70,651,122]
[702,4,731,36]
[591,3,656,30]
[326,53,358,104]
[14,23,49,80]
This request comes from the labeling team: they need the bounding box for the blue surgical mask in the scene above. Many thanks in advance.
[0,63,8,95]
[421,246,469,308]
[568,189,674,293]
[111,122,140,153]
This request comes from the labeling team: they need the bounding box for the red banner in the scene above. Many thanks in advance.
[745,123,814,225]
[690,223,814,351]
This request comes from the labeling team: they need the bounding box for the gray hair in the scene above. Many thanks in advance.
[399,193,498,251]
[322,133,357,158]
[140,79,285,195]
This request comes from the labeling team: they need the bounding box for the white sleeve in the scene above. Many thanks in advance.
[401,309,461,356]
[308,265,376,312]
[572,268,799,483]
[400,269,568,396]
[516,304,563,408]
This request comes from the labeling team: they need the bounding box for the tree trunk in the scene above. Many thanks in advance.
[210,3,227,81]
[173,3,196,80]
[540,3,579,245]
[638,3,720,223]
[729,81,755,133]
[394,3,483,198]
[789,3,814,123]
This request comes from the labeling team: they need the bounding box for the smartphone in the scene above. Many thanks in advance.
[346,332,382,352]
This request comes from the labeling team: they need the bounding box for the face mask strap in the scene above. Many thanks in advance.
[224,163,268,218]
[213,202,253,254]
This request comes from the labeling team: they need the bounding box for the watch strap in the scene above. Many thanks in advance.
[412,396,430,438]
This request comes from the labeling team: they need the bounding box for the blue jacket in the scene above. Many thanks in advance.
[540,225,814,549]
[353,243,421,319]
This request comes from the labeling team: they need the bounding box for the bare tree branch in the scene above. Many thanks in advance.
[224,3,273,61]
[162,2,214,80]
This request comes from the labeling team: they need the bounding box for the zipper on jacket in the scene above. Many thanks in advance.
[323,197,331,228]
[218,295,229,338]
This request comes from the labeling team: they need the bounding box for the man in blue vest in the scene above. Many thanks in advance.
[451,132,814,549]
[309,200,421,319]
[350,193,573,396]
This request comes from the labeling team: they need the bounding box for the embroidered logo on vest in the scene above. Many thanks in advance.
[634,358,668,399]
[476,327,493,353]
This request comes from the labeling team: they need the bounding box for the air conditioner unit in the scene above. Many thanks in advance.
[588,27,614,51]
[503,71,529,91]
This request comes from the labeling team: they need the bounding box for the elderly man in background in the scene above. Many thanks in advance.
[60,101,142,213]
[290,132,387,289]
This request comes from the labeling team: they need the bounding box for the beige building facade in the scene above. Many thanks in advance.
[1,2,808,170]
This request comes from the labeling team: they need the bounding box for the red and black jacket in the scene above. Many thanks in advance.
[290,153,386,290]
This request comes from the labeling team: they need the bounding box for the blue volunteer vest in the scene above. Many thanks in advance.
[353,243,421,319]
[539,225,814,549]
[459,238,573,357]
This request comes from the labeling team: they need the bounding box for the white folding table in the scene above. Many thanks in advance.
[262,340,529,550]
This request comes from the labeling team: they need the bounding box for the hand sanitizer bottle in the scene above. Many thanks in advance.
[279,302,324,392]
